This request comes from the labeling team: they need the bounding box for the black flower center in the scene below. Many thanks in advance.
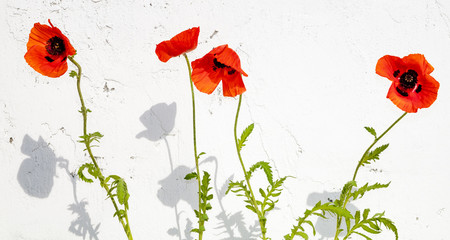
[394,69,421,97]
[399,70,418,89]
[46,36,66,56]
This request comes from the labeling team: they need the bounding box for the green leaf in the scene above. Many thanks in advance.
[69,70,78,78]
[197,152,206,160]
[344,210,398,240]
[184,172,198,180]
[248,161,273,185]
[259,188,266,198]
[286,201,352,240]
[238,123,254,151]
[116,178,129,207]
[352,182,390,200]
[77,163,95,183]
[364,126,377,138]
[295,231,308,239]
[361,144,389,166]
[336,181,357,207]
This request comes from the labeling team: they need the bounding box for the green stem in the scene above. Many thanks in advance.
[68,56,133,240]
[183,54,204,240]
[333,112,407,240]
[234,94,267,240]
[352,112,408,181]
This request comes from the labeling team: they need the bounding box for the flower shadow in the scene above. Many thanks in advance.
[17,135,99,240]
[17,135,58,198]
[137,102,195,239]
[306,191,358,240]
[136,102,177,141]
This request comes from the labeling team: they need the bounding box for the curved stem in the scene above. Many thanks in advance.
[68,56,133,240]
[352,112,407,181]
[183,54,203,240]
[333,112,407,240]
[234,94,267,240]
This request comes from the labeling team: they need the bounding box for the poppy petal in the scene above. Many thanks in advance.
[402,54,434,74]
[27,23,55,50]
[415,74,439,108]
[375,55,404,81]
[386,83,418,113]
[212,45,248,77]
[222,71,246,97]
[191,55,222,94]
[25,45,68,78]
[155,27,200,62]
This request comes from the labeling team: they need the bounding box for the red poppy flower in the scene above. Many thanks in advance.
[376,54,439,113]
[191,45,248,97]
[24,20,76,78]
[155,27,200,62]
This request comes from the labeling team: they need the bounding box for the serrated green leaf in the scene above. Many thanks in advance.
[116,178,129,206]
[286,201,352,240]
[248,161,273,185]
[344,210,398,240]
[238,123,254,151]
[352,182,390,200]
[364,126,377,138]
[361,144,389,166]
[77,163,95,183]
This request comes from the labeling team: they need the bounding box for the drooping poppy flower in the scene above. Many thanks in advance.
[155,27,200,62]
[25,20,76,78]
[191,44,248,97]
[376,54,439,113]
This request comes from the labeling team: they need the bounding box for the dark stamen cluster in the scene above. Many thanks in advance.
[399,70,418,89]
[395,70,420,97]
[393,70,400,78]
[46,36,66,56]
[213,58,227,69]
[212,58,237,75]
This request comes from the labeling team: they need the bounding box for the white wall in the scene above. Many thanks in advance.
[1,0,450,239]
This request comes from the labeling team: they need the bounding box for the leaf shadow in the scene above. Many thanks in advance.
[205,157,260,240]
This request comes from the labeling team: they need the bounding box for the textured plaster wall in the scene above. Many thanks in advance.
[1,0,450,239]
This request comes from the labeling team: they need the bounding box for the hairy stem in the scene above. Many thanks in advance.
[333,112,407,240]
[68,56,133,240]
[183,54,204,240]
[234,94,267,240]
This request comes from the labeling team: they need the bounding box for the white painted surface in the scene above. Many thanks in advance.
[1,0,450,239]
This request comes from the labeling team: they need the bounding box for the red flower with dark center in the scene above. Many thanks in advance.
[25,20,76,78]
[191,44,248,97]
[376,54,439,113]
[155,27,200,62]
